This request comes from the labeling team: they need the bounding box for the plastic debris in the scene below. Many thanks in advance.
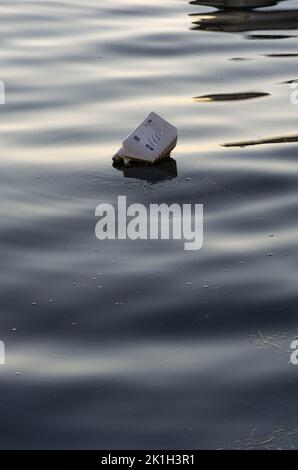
[113,112,178,166]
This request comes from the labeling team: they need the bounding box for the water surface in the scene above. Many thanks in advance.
[1,0,298,450]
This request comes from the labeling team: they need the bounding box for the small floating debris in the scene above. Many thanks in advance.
[233,425,297,450]
[113,112,178,166]
[222,133,298,147]
[249,330,288,358]
[32,302,37,306]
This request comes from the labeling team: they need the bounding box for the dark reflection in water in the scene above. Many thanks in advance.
[190,0,282,8]
[190,0,298,33]
[193,92,270,102]
[112,158,178,182]
[282,78,298,83]
[265,52,298,56]
[247,34,296,40]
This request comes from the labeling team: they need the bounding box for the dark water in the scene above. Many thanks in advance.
[1,0,298,450]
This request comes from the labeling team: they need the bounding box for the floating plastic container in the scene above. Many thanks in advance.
[113,112,178,166]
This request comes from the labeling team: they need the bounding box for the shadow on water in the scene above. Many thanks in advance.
[190,0,283,9]
[247,34,296,40]
[112,157,178,182]
[190,0,298,34]
[193,92,270,102]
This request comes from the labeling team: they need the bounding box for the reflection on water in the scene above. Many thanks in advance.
[1,0,298,450]
[282,78,298,83]
[193,92,270,102]
[190,0,298,33]
[190,0,282,8]
[247,34,296,40]
[113,158,178,182]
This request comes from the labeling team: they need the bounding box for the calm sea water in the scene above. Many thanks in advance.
[1,0,298,450]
